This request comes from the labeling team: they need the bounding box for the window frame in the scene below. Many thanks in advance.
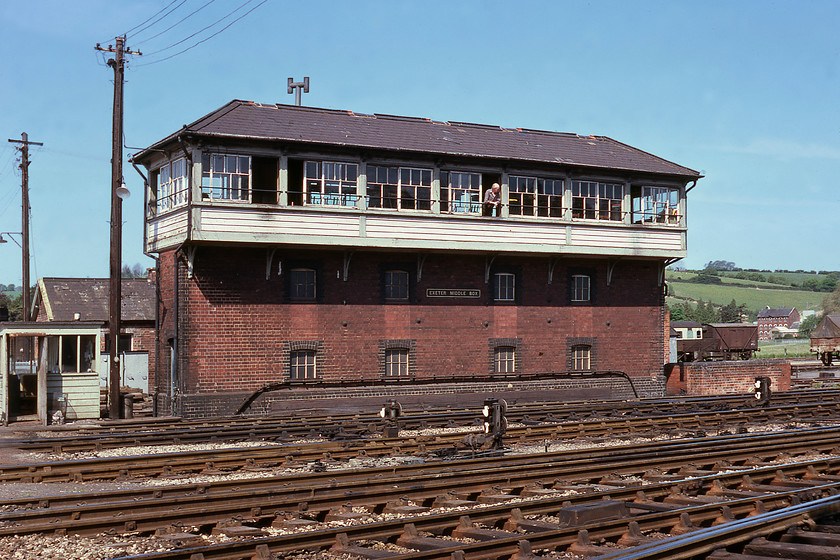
[508,175,564,218]
[571,180,623,221]
[304,160,359,207]
[289,267,317,301]
[494,272,516,302]
[384,269,410,301]
[367,165,432,211]
[440,171,482,214]
[571,274,591,303]
[385,348,410,377]
[289,349,317,380]
[571,344,592,371]
[155,157,188,213]
[494,346,516,374]
[201,153,251,202]
[633,185,681,225]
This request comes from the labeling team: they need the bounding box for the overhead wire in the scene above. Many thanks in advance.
[134,0,219,46]
[122,0,186,40]
[135,0,268,67]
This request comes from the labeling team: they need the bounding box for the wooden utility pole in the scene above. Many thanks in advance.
[7,132,43,322]
[96,36,140,419]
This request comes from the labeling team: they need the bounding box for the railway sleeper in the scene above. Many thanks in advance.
[451,515,519,541]
[566,528,618,557]
[395,523,464,551]
[329,533,399,559]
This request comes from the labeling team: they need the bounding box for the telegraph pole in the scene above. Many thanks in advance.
[96,36,140,419]
[7,132,43,322]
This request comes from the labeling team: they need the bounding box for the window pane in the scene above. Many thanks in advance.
[385,270,409,300]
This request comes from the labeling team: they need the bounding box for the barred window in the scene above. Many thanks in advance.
[385,348,409,376]
[494,346,515,373]
[384,270,409,301]
[290,350,317,379]
[571,274,590,302]
[494,272,515,302]
[571,345,591,371]
[290,268,316,300]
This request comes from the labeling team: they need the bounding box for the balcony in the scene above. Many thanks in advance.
[146,190,686,259]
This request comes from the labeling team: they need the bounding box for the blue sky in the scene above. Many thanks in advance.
[1,0,838,286]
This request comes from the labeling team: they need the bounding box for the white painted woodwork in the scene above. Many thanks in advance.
[146,203,687,258]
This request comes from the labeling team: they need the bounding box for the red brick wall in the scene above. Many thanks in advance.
[665,360,791,396]
[157,246,669,415]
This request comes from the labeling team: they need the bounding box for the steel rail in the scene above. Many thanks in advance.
[5,419,840,485]
[102,473,840,560]
[5,427,840,537]
[4,389,840,453]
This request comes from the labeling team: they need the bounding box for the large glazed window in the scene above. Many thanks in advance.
[305,161,358,207]
[440,171,481,214]
[367,166,432,210]
[571,181,623,221]
[155,158,188,213]
[201,154,250,201]
[632,185,680,224]
[509,176,563,218]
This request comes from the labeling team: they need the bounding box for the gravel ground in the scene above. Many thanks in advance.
[0,420,833,559]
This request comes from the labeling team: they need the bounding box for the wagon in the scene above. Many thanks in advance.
[677,323,759,362]
[810,314,840,366]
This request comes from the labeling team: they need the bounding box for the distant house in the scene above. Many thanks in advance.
[32,277,156,390]
[757,307,800,340]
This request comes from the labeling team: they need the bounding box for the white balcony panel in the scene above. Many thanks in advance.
[146,204,686,258]
[147,208,189,249]
[366,216,565,246]
[199,206,360,237]
[571,225,683,251]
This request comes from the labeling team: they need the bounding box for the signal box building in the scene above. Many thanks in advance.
[133,100,701,417]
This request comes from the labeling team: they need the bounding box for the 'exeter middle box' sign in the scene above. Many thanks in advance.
[426,288,481,298]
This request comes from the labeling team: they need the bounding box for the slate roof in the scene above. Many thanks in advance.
[757,307,796,319]
[36,278,155,323]
[135,100,701,179]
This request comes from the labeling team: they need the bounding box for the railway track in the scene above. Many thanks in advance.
[4,388,840,454]
[7,394,840,559]
[5,398,840,483]
[6,427,837,560]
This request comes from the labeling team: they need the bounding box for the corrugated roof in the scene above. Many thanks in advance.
[37,278,155,322]
[812,315,840,338]
[135,100,702,178]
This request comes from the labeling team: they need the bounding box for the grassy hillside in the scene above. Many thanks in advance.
[665,270,825,314]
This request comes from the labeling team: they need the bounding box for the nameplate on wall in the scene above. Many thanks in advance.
[426,288,481,298]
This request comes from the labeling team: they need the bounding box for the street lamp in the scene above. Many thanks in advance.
[0,232,22,247]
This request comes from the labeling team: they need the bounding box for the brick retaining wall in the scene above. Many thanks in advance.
[665,360,791,396]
